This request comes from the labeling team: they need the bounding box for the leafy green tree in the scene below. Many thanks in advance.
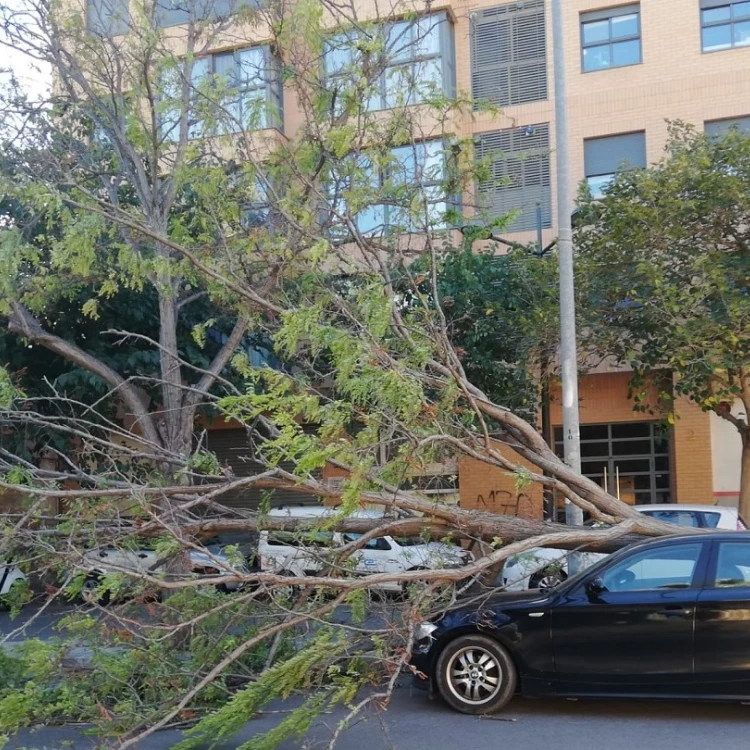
[437,246,558,424]
[576,122,750,518]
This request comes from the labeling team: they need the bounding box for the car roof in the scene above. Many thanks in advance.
[627,530,750,551]
[634,503,735,514]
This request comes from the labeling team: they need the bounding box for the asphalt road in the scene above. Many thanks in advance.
[4,604,750,750]
[6,686,750,750]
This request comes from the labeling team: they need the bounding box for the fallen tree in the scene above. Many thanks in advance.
[0,0,688,746]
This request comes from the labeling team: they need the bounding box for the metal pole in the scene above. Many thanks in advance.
[537,202,555,521]
[551,0,584,565]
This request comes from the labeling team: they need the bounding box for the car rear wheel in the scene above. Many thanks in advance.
[529,567,567,592]
[435,635,516,714]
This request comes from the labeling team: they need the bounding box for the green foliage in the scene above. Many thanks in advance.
[576,122,750,420]
[435,247,559,422]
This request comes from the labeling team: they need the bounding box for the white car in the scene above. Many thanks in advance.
[0,559,27,600]
[502,504,747,592]
[80,543,248,603]
[258,506,473,592]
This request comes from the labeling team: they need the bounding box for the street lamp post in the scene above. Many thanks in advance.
[551,0,584,569]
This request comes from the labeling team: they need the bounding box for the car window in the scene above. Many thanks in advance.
[265,531,334,548]
[342,534,392,551]
[639,510,703,528]
[713,542,750,588]
[599,543,703,592]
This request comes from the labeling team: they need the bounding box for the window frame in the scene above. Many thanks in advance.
[327,139,456,236]
[700,0,750,53]
[323,11,456,113]
[580,4,642,73]
[160,44,283,143]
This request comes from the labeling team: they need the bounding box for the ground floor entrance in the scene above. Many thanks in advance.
[553,421,672,506]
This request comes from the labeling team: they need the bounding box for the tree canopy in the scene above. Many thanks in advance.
[576,122,750,518]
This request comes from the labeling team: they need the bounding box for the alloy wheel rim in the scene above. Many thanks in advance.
[536,574,562,592]
[445,646,502,705]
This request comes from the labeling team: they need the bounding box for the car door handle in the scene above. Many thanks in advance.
[661,605,693,617]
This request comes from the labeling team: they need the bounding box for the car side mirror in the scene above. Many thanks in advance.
[585,577,606,599]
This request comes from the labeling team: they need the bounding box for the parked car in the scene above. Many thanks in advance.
[80,543,249,604]
[411,531,750,714]
[502,504,746,591]
[258,506,473,592]
[0,559,27,602]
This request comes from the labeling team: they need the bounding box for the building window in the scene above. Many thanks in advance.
[323,12,455,112]
[327,141,452,235]
[701,0,750,52]
[161,46,282,142]
[583,131,646,198]
[474,123,551,233]
[470,0,547,108]
[581,5,641,72]
[87,0,130,36]
[705,115,750,136]
[554,422,671,507]
[154,0,251,28]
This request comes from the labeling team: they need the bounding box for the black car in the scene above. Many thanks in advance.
[410,531,750,714]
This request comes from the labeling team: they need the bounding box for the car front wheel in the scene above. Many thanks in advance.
[434,635,516,714]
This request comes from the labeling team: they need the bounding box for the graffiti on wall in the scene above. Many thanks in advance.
[474,488,538,518]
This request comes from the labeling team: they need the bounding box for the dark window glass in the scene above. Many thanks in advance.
[612,438,653,456]
[581,441,610,458]
[611,422,651,439]
[615,458,651,473]
[580,424,610,440]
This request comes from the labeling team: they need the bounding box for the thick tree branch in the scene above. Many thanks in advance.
[6,302,163,449]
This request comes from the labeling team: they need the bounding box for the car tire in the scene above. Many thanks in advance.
[529,567,567,592]
[435,634,517,715]
[81,575,111,606]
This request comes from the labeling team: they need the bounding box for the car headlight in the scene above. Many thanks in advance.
[414,621,438,642]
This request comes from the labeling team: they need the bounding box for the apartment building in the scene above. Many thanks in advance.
[87,0,750,513]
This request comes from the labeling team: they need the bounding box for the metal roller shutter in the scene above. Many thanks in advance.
[204,428,322,511]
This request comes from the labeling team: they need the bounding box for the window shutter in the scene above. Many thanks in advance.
[584,132,646,177]
[475,123,551,232]
[471,0,547,108]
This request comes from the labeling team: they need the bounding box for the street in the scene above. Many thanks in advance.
[5,685,750,750]
[4,603,749,750]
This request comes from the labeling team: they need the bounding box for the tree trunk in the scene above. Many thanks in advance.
[739,439,750,524]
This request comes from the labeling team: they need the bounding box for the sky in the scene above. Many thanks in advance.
[1,0,51,103]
